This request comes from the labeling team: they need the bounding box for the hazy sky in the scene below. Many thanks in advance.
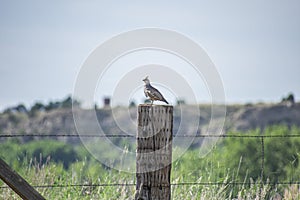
[1,1,300,110]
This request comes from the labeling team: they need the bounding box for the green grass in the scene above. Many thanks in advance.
[1,125,300,199]
[1,150,299,200]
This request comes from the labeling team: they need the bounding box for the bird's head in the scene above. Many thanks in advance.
[142,76,150,84]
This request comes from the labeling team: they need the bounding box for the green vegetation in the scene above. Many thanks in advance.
[0,125,300,199]
[221,126,300,184]
[3,96,80,117]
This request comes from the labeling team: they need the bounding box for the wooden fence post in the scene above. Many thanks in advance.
[135,104,173,200]
[0,158,45,200]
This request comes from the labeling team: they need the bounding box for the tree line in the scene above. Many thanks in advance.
[2,96,80,116]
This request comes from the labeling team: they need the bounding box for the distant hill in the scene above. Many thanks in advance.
[1,103,300,143]
[229,103,300,131]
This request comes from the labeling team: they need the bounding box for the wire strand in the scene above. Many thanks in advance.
[1,134,300,138]
[1,133,299,191]
[1,182,299,189]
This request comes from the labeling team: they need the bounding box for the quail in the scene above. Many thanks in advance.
[142,76,169,105]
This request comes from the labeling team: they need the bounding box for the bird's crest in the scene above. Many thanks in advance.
[142,76,149,81]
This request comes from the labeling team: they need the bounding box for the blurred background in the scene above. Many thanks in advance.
[1,0,300,110]
[1,2,300,199]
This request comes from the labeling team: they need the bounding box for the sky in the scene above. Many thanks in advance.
[0,0,300,110]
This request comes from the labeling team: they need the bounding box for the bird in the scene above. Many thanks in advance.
[142,76,169,105]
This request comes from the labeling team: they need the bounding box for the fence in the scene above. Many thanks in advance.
[1,128,300,198]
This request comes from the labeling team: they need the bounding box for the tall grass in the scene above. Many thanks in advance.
[1,151,299,199]
[1,125,300,199]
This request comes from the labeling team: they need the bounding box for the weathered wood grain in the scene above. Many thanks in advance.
[136,105,173,200]
[0,158,45,200]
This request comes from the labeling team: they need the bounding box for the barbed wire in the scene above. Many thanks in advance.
[0,133,299,194]
[1,181,299,189]
[1,134,300,138]
[0,134,134,138]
